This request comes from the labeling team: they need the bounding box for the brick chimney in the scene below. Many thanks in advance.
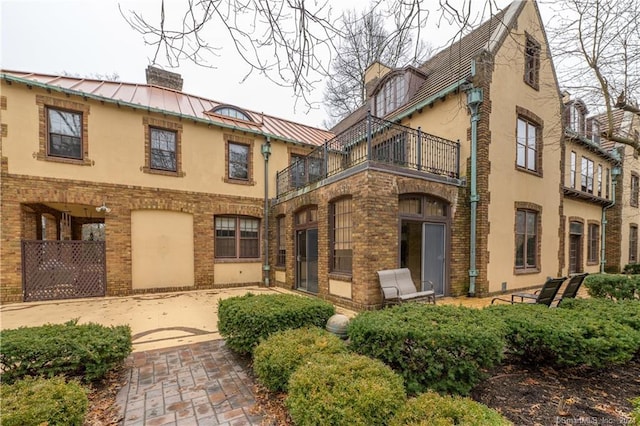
[145,66,183,91]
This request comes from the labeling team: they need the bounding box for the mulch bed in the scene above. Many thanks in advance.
[87,357,639,425]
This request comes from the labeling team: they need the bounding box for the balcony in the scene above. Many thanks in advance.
[276,114,462,199]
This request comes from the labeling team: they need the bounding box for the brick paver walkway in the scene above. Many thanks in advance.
[117,340,263,426]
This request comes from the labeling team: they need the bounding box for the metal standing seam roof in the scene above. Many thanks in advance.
[0,70,334,147]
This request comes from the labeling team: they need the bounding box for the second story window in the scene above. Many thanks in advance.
[597,165,603,197]
[570,151,577,188]
[569,103,585,134]
[631,173,639,207]
[150,127,177,172]
[228,142,249,180]
[581,157,594,193]
[524,34,540,89]
[47,108,83,160]
[516,117,538,172]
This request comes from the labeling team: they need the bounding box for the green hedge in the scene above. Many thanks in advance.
[347,304,506,395]
[584,274,640,300]
[559,298,640,332]
[253,327,347,392]
[389,391,511,426]
[624,263,640,275]
[0,320,132,384]
[218,293,335,355]
[487,304,640,368]
[287,353,406,426]
[0,376,88,426]
[631,397,640,426]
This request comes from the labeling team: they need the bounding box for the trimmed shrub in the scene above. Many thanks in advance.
[624,263,640,275]
[218,293,335,355]
[253,327,347,392]
[487,304,640,368]
[0,376,88,426]
[287,353,406,426]
[347,304,506,395]
[0,319,132,384]
[584,273,639,300]
[631,397,640,426]
[559,298,640,332]
[389,391,511,426]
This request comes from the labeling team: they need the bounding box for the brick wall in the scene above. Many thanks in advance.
[0,172,264,304]
[270,169,461,310]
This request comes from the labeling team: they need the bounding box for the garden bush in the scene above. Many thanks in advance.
[0,376,88,426]
[218,293,335,355]
[631,397,640,426]
[584,273,639,300]
[624,263,640,275]
[286,353,406,426]
[389,391,511,426]
[487,304,640,368]
[253,327,347,392]
[0,319,132,384]
[559,298,640,332]
[347,304,506,395]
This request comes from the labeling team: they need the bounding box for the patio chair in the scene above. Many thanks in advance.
[554,273,589,306]
[378,268,436,307]
[490,276,567,306]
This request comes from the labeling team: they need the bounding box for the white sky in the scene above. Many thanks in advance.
[1,0,550,129]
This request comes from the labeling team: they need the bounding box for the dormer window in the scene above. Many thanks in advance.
[374,74,407,117]
[591,119,601,145]
[567,101,586,134]
[210,106,252,122]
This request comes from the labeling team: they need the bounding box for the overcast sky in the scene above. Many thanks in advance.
[1,0,546,129]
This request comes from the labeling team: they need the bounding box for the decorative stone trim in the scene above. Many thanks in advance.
[515,105,544,177]
[141,116,185,177]
[35,95,92,166]
[223,133,255,185]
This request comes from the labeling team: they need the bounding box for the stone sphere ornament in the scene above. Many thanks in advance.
[326,314,350,339]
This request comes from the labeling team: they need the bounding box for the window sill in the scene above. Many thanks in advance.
[142,166,186,177]
[513,267,540,275]
[224,177,256,186]
[274,265,286,270]
[37,153,93,166]
[328,272,352,282]
[586,261,599,266]
[214,258,261,263]
[523,79,540,91]
[515,166,542,178]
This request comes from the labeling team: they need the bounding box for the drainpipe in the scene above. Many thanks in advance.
[466,87,483,297]
[261,137,272,286]
[600,165,621,273]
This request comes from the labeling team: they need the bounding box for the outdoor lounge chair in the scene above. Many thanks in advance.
[490,276,567,306]
[378,268,436,307]
[552,272,589,306]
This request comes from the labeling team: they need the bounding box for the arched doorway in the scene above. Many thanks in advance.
[399,195,449,296]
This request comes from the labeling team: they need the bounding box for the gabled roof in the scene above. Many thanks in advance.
[1,70,333,147]
[405,1,523,112]
[593,109,635,150]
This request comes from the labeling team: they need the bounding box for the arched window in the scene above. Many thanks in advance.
[210,106,252,122]
[374,73,407,117]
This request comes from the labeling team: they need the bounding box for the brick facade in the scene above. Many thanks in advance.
[270,169,460,310]
[0,172,264,304]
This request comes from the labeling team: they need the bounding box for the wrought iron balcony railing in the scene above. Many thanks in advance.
[276,113,460,197]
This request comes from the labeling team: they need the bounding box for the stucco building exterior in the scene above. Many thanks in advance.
[1,0,637,309]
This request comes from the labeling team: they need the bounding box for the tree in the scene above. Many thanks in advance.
[120,0,501,111]
[323,8,431,126]
[547,0,640,154]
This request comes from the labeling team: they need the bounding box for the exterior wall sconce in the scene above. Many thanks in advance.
[96,202,111,213]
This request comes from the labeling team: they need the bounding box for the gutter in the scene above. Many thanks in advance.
[466,87,483,297]
[262,138,272,287]
[392,78,469,123]
[0,73,319,149]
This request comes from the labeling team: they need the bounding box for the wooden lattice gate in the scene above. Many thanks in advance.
[22,240,106,302]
